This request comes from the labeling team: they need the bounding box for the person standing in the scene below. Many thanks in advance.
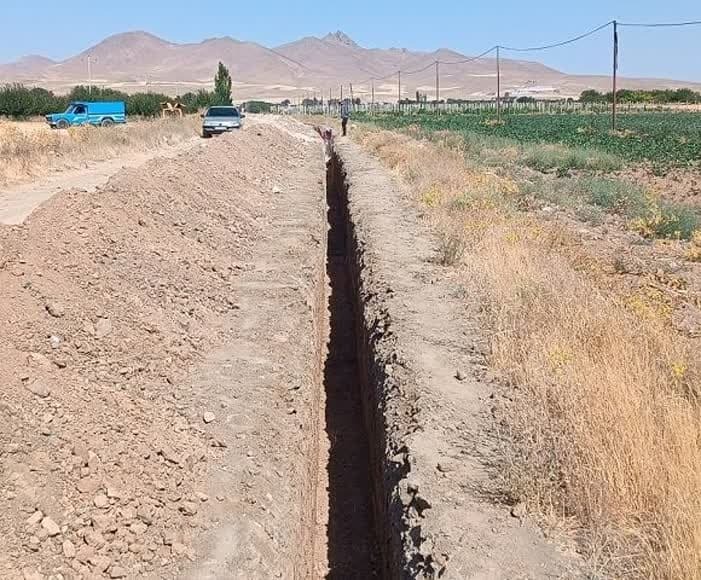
[340,99,350,136]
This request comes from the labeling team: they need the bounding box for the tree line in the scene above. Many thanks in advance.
[0,62,274,118]
[580,88,701,104]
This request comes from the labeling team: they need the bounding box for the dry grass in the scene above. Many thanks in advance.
[687,231,701,262]
[354,126,701,579]
[0,117,200,187]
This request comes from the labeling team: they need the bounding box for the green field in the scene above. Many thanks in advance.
[357,111,701,170]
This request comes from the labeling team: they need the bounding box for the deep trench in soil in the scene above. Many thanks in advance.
[323,155,382,579]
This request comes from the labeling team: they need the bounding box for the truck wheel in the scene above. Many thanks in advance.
[56,119,69,129]
[101,118,115,127]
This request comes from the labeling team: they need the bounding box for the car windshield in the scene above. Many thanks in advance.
[66,104,86,114]
[206,107,238,117]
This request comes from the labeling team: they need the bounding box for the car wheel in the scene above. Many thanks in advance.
[56,119,69,129]
[101,118,115,127]
[202,131,212,139]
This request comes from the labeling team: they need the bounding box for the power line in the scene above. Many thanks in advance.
[499,21,613,52]
[336,17,700,105]
[439,46,498,65]
[403,61,438,76]
[351,46,498,88]
[263,47,316,72]
[355,69,399,87]
[618,20,701,28]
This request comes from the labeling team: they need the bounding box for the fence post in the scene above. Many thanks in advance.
[496,46,502,123]
[398,70,402,112]
[435,60,440,110]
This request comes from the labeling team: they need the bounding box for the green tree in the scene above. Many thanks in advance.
[0,83,68,117]
[580,89,605,104]
[213,62,233,105]
[126,92,171,117]
[243,100,271,114]
[179,89,214,113]
[68,85,128,102]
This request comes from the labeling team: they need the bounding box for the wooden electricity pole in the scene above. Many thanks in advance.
[496,46,501,123]
[87,54,94,95]
[398,70,401,111]
[350,83,354,110]
[612,20,619,130]
[435,60,440,108]
[340,84,343,103]
[371,79,375,113]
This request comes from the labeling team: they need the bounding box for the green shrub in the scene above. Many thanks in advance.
[522,144,622,173]
[631,202,700,240]
[577,177,647,215]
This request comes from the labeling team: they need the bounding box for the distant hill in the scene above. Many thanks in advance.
[1,30,699,101]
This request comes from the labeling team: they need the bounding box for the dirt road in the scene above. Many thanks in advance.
[0,138,200,225]
[0,116,585,579]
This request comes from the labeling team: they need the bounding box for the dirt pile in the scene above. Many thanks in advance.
[0,126,309,579]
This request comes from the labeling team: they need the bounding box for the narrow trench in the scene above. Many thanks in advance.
[321,154,382,579]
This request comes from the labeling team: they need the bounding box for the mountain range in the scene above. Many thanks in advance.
[1,30,699,101]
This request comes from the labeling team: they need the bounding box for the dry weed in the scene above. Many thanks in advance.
[354,126,701,580]
[686,230,701,262]
[0,117,199,186]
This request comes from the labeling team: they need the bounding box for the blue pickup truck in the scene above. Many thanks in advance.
[46,101,126,129]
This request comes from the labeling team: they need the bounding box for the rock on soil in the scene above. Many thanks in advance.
[24,379,50,398]
[40,517,60,537]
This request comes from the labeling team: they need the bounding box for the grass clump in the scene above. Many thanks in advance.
[522,143,623,174]
[436,228,467,266]
[686,231,701,262]
[581,177,647,214]
[631,201,700,240]
[518,175,699,240]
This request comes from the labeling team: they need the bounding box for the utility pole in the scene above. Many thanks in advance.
[435,60,440,108]
[397,70,401,111]
[612,20,619,130]
[350,83,354,110]
[496,46,501,123]
[87,54,93,95]
[371,79,375,114]
[340,84,343,103]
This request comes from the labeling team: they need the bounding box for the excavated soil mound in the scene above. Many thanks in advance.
[0,127,312,579]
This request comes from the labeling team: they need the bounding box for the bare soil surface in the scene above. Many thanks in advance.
[618,165,701,206]
[0,118,326,579]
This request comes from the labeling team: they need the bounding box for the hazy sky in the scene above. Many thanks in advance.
[1,0,699,80]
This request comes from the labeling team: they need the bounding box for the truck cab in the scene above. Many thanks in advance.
[46,101,126,129]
